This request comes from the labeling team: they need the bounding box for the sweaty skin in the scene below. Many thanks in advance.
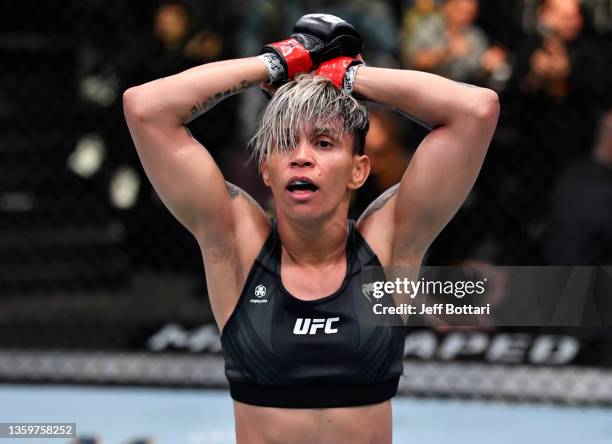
[123,54,499,443]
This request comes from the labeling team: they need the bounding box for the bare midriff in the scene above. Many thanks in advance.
[233,399,393,444]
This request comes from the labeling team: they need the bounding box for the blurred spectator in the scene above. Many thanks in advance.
[119,0,223,88]
[350,106,413,219]
[543,109,612,265]
[401,0,439,41]
[503,0,609,260]
[401,0,510,87]
[518,0,585,99]
[512,0,608,143]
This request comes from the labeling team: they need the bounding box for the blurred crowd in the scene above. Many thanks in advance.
[129,0,611,266]
[2,0,612,295]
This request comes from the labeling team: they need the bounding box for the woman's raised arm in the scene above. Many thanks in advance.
[122,57,268,241]
[355,67,500,265]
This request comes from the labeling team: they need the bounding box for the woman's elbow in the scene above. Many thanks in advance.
[471,88,500,124]
[123,86,153,123]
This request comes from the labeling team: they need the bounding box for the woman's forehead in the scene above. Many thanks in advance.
[278,119,346,139]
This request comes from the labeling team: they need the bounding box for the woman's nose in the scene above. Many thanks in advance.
[290,140,315,167]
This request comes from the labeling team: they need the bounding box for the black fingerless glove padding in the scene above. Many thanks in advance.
[292,13,363,65]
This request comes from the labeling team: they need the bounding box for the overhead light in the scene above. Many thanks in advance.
[68,134,105,178]
[79,74,118,107]
[109,166,140,209]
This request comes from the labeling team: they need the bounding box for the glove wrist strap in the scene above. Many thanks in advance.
[267,38,314,78]
[258,53,285,84]
[343,63,362,96]
[315,56,363,94]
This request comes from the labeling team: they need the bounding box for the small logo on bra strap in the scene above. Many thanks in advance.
[250,285,268,303]
[254,285,267,298]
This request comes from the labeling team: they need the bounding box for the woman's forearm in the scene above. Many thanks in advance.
[123,57,269,126]
[353,67,495,128]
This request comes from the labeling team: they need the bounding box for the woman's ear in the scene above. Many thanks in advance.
[261,160,271,187]
[348,154,370,190]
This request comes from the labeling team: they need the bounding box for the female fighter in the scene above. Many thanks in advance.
[123,14,499,444]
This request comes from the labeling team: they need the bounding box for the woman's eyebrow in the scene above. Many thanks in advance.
[311,127,340,140]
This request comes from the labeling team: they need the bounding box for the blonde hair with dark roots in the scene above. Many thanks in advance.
[248,74,369,170]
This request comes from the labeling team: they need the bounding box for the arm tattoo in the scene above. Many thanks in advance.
[185,80,252,123]
[357,183,400,224]
[225,181,266,213]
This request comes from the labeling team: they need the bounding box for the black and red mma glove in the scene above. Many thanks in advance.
[315,56,364,95]
[259,13,363,85]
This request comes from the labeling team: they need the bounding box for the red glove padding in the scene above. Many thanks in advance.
[315,56,363,90]
[264,38,315,79]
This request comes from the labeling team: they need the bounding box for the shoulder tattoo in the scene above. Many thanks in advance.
[225,181,240,199]
[225,181,266,212]
[357,183,400,223]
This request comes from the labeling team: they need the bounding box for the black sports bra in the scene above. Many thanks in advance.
[220,220,406,408]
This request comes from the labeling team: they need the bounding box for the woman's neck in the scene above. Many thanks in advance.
[276,214,349,267]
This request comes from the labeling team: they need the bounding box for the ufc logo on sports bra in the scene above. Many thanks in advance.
[293,317,340,335]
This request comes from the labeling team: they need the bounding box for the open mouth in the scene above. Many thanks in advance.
[286,178,319,195]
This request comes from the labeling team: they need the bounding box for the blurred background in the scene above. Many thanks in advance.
[1,0,611,442]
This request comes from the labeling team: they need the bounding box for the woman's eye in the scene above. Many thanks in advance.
[317,140,332,148]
